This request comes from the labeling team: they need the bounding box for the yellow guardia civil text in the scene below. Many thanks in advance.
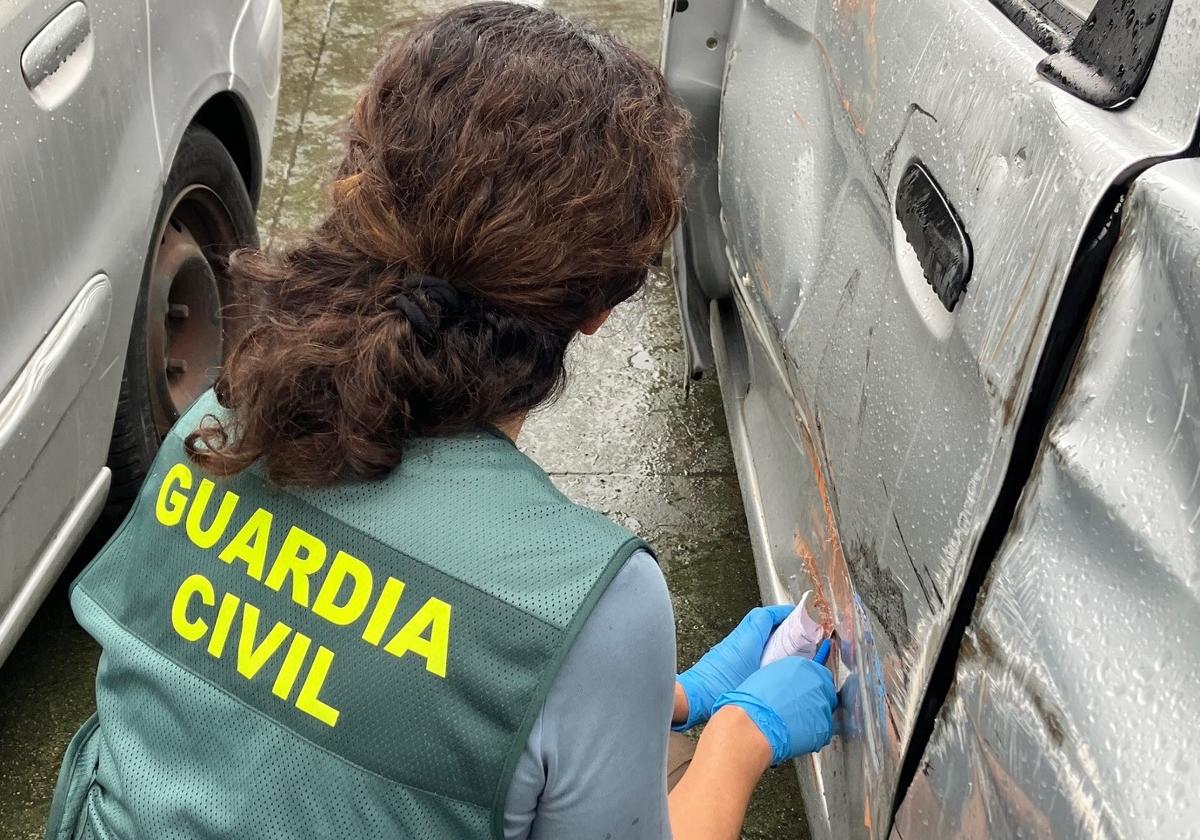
[153,461,454,727]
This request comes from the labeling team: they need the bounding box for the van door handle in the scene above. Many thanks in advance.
[21,2,91,91]
[895,161,973,312]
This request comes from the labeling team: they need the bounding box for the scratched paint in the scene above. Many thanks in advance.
[0,0,807,837]
[795,530,834,633]
[664,0,1200,835]
[894,158,1200,839]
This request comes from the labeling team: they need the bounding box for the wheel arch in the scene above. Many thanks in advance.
[190,91,263,209]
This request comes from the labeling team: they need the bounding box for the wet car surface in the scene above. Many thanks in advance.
[662,0,1200,834]
[0,0,806,836]
[0,0,280,678]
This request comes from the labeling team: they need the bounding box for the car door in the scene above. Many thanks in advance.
[0,0,157,650]
[1,1,95,402]
[893,153,1200,840]
[0,0,150,401]
[666,0,1200,836]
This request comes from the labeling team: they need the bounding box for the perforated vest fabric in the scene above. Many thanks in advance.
[47,391,645,840]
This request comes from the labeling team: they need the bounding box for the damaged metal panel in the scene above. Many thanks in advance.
[893,159,1200,839]
[701,0,1200,835]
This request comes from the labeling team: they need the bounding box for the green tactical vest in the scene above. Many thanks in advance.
[47,391,645,840]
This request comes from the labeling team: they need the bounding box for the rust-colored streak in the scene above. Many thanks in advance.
[812,37,868,138]
[800,421,854,614]
[986,227,1050,370]
[1004,254,1062,425]
[794,530,834,632]
[841,95,867,136]
[828,0,878,137]
[978,737,1059,837]
[752,255,771,300]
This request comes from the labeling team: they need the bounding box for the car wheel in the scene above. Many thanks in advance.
[104,125,257,518]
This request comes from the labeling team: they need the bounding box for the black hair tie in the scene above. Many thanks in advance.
[394,273,463,340]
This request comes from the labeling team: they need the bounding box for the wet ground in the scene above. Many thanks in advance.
[0,0,805,836]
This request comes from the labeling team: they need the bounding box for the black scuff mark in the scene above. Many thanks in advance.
[834,268,862,321]
[845,538,911,650]
[811,406,843,523]
[857,325,874,429]
[878,102,941,201]
[872,168,889,204]
[924,565,945,609]
[891,507,934,612]
[881,476,935,612]
[910,103,937,123]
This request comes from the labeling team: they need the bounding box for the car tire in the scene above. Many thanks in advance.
[104,125,257,519]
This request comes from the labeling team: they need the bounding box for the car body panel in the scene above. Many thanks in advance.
[0,0,159,663]
[148,0,281,191]
[0,0,156,409]
[894,157,1200,840]
[664,0,1200,835]
[0,0,281,665]
[0,276,114,658]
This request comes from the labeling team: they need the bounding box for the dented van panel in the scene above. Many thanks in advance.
[664,0,1200,835]
[893,158,1200,840]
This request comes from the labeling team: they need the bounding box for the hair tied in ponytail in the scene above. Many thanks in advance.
[393,273,463,340]
[188,3,690,485]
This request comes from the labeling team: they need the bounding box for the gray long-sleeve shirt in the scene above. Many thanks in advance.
[502,550,676,839]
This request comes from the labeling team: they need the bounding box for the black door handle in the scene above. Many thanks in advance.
[895,161,973,313]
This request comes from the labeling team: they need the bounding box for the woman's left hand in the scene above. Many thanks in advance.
[673,604,794,731]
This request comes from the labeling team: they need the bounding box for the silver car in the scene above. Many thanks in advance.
[0,0,281,665]
[663,0,1200,835]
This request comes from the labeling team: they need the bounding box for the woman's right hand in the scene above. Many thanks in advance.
[668,659,837,839]
[673,605,794,731]
[711,657,837,765]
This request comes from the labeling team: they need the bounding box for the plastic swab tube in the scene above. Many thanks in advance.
[761,590,827,666]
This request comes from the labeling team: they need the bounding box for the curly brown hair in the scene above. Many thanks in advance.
[186,2,690,486]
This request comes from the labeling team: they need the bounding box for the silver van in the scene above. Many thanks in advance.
[663,0,1200,835]
[0,0,282,665]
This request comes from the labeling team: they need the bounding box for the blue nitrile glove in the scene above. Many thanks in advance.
[674,604,793,731]
[711,656,838,765]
